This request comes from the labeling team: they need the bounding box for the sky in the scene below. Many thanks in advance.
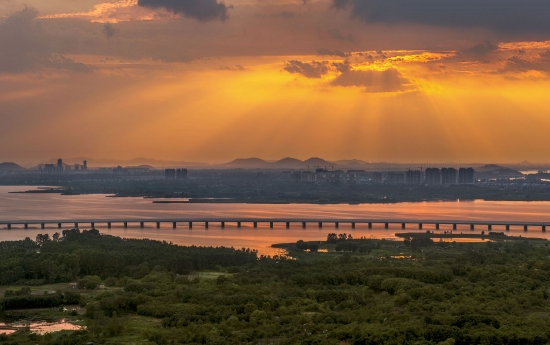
[1,0,550,165]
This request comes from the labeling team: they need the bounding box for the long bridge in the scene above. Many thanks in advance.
[0,218,548,232]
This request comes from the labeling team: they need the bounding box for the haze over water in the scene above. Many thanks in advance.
[1,186,550,255]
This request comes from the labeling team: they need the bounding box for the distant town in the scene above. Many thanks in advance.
[0,157,549,204]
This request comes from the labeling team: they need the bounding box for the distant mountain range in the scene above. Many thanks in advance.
[1,158,544,172]
[0,162,25,170]
[223,157,355,169]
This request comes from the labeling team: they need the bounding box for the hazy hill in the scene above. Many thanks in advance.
[272,157,306,168]
[304,157,334,168]
[224,158,270,168]
[477,164,523,177]
[334,159,368,166]
[0,162,25,170]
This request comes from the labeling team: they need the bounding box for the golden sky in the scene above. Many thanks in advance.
[1,0,550,164]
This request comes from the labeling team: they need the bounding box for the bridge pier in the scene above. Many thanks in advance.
[91,222,95,228]
[74,223,78,229]
[189,222,193,229]
[173,222,177,229]
[41,223,45,229]
[352,222,355,229]
[524,225,528,232]
[488,224,492,231]
[543,226,546,232]
[506,225,510,231]
[107,222,111,229]
[435,224,440,230]
[221,222,225,228]
[124,222,127,228]
[156,222,160,229]
[302,222,306,229]
[402,223,406,229]
[58,223,62,229]
[140,222,144,228]
[470,224,474,231]
[318,222,322,228]
[7,224,11,230]
[335,222,339,229]
[237,222,241,228]
[453,224,457,230]
[418,223,423,230]
[25,224,28,229]
[205,222,209,229]
[368,222,372,229]
[286,222,290,229]
[270,222,273,229]
[254,222,258,228]
[385,223,389,229]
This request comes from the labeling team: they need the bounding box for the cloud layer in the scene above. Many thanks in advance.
[333,0,550,34]
[0,7,89,73]
[137,0,231,21]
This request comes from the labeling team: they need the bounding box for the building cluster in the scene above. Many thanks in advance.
[165,168,188,180]
[40,159,87,175]
[300,168,357,184]
[376,167,475,185]
[299,167,476,185]
[112,166,150,174]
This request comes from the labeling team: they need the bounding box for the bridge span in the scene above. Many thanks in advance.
[0,218,548,232]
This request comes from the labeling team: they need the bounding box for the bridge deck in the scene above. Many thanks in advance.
[0,218,548,226]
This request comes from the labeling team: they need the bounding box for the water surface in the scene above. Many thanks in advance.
[1,186,549,255]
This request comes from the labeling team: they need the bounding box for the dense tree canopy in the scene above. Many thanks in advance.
[1,232,550,344]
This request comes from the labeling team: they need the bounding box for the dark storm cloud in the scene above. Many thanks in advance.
[284,59,411,92]
[331,69,412,92]
[103,23,116,39]
[332,0,550,34]
[284,60,330,78]
[316,48,347,57]
[463,41,498,56]
[137,0,232,21]
[0,7,90,74]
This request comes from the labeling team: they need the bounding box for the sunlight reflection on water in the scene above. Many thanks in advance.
[1,186,550,255]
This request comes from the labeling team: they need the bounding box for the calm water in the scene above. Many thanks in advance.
[1,186,550,255]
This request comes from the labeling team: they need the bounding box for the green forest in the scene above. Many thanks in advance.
[1,230,550,344]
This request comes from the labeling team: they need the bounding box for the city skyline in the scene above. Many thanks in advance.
[1,0,550,163]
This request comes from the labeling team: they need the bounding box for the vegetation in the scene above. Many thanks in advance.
[2,231,550,344]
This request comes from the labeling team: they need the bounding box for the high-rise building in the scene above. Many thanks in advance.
[57,159,64,174]
[41,164,56,175]
[175,168,188,179]
[301,171,316,182]
[425,168,441,185]
[165,169,176,179]
[315,168,328,181]
[406,170,423,184]
[459,168,475,184]
[388,172,404,184]
[441,168,458,184]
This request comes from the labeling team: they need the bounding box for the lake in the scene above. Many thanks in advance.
[1,186,550,255]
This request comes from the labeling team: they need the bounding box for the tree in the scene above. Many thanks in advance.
[36,234,51,246]
[308,243,319,253]
[327,233,338,244]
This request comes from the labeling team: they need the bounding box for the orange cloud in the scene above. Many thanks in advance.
[40,0,170,23]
